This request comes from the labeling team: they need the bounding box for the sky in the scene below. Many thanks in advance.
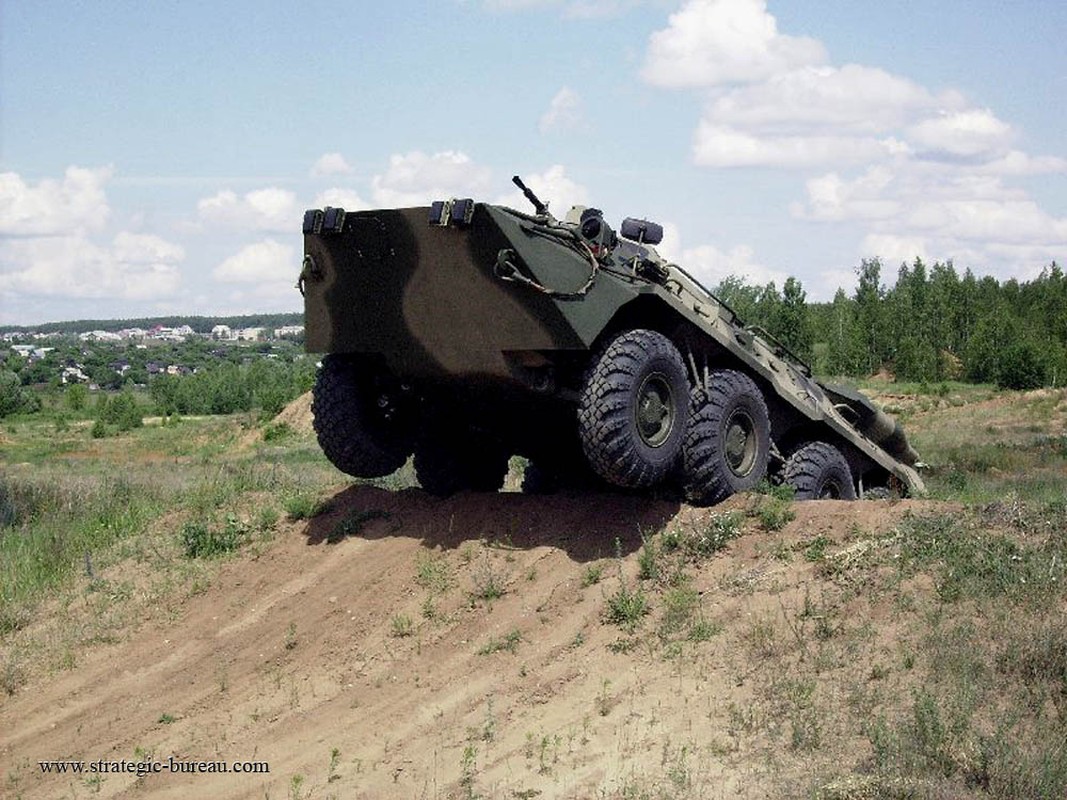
[1,0,1065,325]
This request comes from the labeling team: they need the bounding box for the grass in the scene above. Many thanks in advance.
[0,410,339,674]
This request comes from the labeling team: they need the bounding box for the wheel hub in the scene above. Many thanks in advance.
[635,373,675,448]
[723,410,757,476]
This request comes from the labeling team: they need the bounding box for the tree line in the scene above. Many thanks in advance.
[714,259,1066,390]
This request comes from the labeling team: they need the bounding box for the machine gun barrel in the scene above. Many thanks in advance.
[512,175,547,216]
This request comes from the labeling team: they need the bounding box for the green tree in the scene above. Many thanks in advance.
[777,276,812,362]
[0,370,41,417]
[65,383,88,412]
[854,258,887,375]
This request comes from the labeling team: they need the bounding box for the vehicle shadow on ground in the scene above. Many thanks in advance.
[301,484,682,562]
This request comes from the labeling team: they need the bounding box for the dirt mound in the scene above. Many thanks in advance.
[0,483,943,799]
[273,391,314,436]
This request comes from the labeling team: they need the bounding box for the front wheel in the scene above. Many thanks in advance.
[578,329,689,489]
[782,442,857,500]
[682,369,771,505]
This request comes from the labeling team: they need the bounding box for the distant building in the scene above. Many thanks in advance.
[236,327,265,342]
[80,330,122,342]
[274,325,304,339]
[61,365,89,384]
[211,324,234,341]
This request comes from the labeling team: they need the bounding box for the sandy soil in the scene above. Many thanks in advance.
[0,477,939,799]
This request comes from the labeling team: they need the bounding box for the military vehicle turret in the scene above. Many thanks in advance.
[299,177,923,503]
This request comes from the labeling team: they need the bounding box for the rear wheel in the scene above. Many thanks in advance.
[782,442,857,500]
[682,369,770,505]
[312,355,414,478]
[414,427,510,497]
[578,329,689,488]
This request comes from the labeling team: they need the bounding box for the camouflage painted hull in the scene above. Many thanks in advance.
[301,199,925,497]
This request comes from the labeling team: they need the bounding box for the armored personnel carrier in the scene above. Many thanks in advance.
[299,177,923,503]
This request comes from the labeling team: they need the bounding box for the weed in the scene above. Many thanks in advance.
[804,534,831,562]
[538,733,561,774]
[327,747,341,783]
[2,654,26,696]
[607,637,640,654]
[660,585,699,637]
[687,616,722,642]
[158,712,176,725]
[675,512,744,559]
[477,629,522,655]
[581,563,603,587]
[262,421,292,442]
[459,744,479,800]
[595,679,613,716]
[283,493,329,521]
[288,773,306,800]
[181,514,246,559]
[604,583,650,632]
[284,621,298,650]
[415,552,452,594]
[391,614,414,638]
[470,556,506,603]
[637,536,659,581]
[327,508,390,543]
[753,495,795,531]
[744,616,779,659]
[420,597,438,620]
[256,505,280,532]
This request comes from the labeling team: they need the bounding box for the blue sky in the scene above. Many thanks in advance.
[2,0,1065,324]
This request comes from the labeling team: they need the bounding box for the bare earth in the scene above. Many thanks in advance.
[0,476,944,799]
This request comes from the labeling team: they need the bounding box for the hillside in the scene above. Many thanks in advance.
[1,388,1066,799]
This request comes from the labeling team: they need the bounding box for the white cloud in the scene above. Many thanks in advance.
[642,0,825,88]
[212,239,296,283]
[370,151,493,207]
[494,164,588,216]
[0,166,112,236]
[706,65,942,135]
[197,187,297,232]
[693,123,895,168]
[656,221,786,288]
[313,188,370,210]
[906,108,1013,161]
[795,167,900,222]
[641,0,1065,283]
[0,231,182,301]
[310,152,353,177]
[798,162,1067,279]
[539,87,586,134]
[977,151,1067,176]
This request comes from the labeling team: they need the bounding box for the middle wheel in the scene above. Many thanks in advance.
[578,329,689,488]
[414,427,510,497]
[683,369,771,505]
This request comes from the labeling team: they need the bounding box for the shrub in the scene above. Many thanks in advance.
[181,515,246,558]
[997,340,1047,390]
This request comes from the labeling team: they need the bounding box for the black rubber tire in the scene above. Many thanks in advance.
[312,355,413,478]
[578,329,689,489]
[682,369,771,505]
[521,457,603,495]
[782,442,857,500]
[414,430,510,497]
